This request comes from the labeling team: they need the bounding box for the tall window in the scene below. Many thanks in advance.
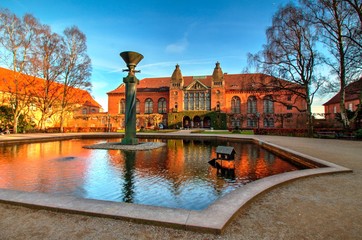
[120,99,125,114]
[206,92,211,110]
[247,96,257,114]
[184,93,188,110]
[158,98,167,113]
[199,92,205,109]
[145,98,153,114]
[263,96,274,114]
[183,91,211,111]
[190,93,194,110]
[231,96,241,113]
[136,99,140,114]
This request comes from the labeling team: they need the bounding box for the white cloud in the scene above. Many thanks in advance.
[165,34,189,54]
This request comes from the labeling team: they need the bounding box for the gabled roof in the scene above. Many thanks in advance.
[323,79,362,106]
[0,67,101,108]
[107,73,296,94]
[216,146,236,155]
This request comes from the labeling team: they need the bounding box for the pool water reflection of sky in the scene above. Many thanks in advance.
[0,138,299,210]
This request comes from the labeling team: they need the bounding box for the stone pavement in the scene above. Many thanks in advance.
[0,132,361,239]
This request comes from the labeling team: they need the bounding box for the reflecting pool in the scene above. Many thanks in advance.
[0,138,302,210]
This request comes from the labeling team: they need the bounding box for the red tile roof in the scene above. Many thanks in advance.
[107,73,291,94]
[0,67,101,108]
[323,79,362,105]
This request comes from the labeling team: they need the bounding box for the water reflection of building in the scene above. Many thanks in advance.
[0,139,300,209]
[129,139,213,180]
[0,140,91,192]
[231,142,297,181]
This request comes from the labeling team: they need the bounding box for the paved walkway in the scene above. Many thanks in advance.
[0,132,361,239]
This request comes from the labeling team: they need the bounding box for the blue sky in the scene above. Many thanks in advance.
[1,0,325,112]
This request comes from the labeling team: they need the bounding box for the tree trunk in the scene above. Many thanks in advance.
[38,115,46,130]
[306,103,314,137]
[12,116,18,134]
[339,89,350,129]
[59,110,64,133]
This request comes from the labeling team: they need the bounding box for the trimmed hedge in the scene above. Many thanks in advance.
[356,129,362,139]
[254,128,308,137]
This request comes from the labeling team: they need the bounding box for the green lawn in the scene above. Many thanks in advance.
[191,130,254,135]
[137,129,178,133]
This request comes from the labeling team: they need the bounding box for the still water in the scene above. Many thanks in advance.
[0,138,300,210]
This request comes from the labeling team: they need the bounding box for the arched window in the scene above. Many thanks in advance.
[136,99,140,114]
[120,99,125,114]
[82,108,87,115]
[264,118,275,127]
[263,95,274,114]
[158,98,167,113]
[231,96,241,113]
[216,101,220,111]
[247,118,257,127]
[145,98,153,114]
[247,96,257,114]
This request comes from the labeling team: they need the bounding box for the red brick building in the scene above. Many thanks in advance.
[107,63,307,129]
[323,79,362,128]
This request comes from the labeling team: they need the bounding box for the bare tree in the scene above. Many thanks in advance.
[58,26,92,132]
[0,9,41,133]
[29,25,64,130]
[345,0,362,26]
[301,0,362,129]
[248,4,325,137]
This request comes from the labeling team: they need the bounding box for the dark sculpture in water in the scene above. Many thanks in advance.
[120,51,144,145]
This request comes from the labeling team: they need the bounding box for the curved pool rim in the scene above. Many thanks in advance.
[0,132,352,234]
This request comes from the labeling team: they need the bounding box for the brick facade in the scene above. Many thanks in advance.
[107,63,307,130]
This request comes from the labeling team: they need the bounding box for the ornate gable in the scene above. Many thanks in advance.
[186,80,209,91]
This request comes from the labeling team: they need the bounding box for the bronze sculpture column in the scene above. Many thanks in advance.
[120,51,144,145]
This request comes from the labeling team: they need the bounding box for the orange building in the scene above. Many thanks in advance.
[0,67,102,130]
[108,63,307,130]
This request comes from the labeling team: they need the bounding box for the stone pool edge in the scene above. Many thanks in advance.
[0,133,352,234]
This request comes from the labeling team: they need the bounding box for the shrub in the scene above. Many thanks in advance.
[356,129,362,139]
[254,128,308,137]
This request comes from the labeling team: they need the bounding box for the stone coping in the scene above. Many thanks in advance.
[0,133,352,234]
[83,141,166,150]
